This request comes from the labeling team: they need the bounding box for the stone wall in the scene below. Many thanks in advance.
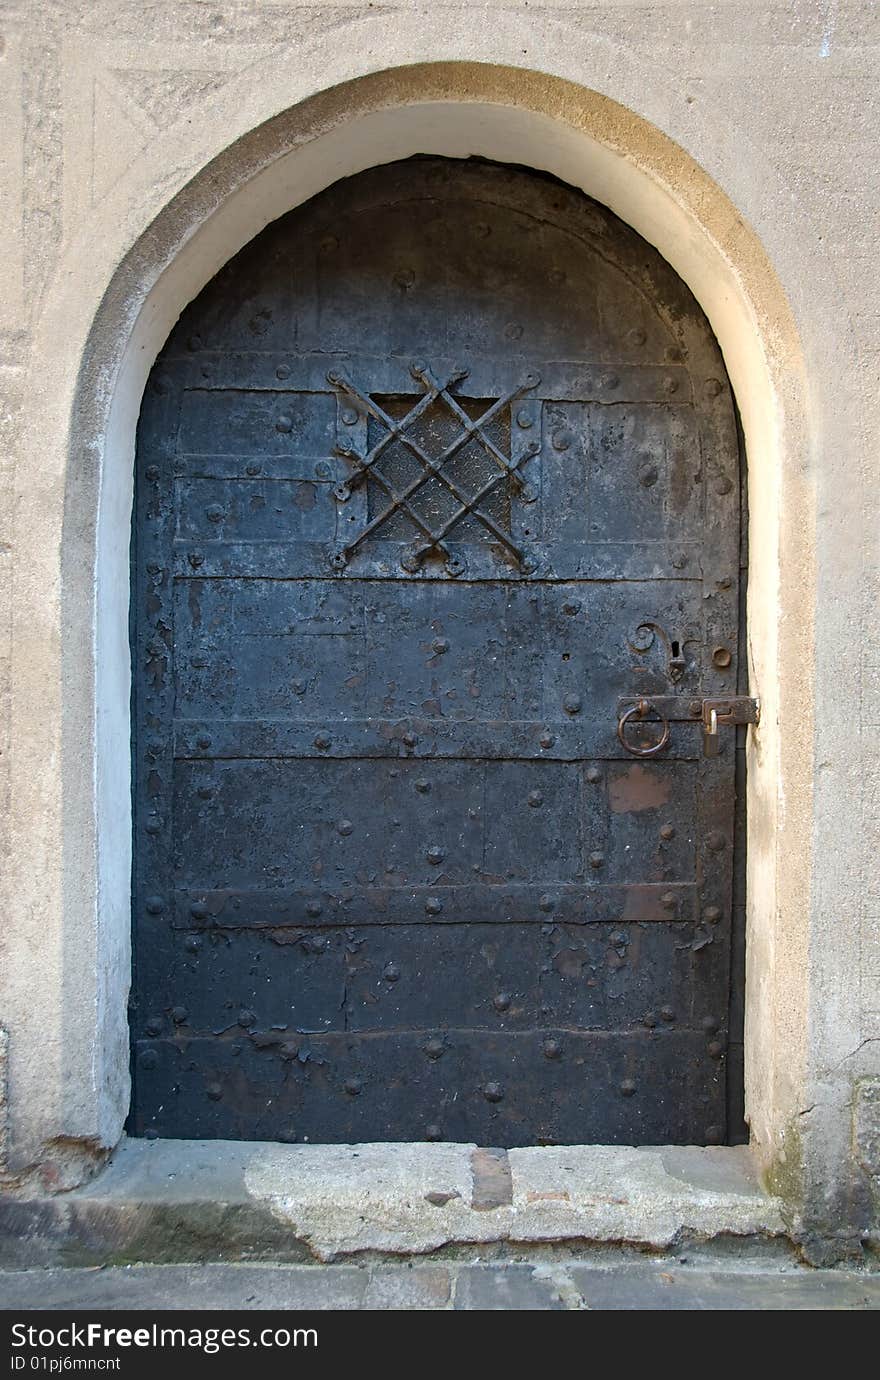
[0,0,877,1259]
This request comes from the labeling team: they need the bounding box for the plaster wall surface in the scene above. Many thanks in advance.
[0,0,877,1257]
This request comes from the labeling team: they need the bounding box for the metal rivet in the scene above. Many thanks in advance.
[589,852,604,869]
[705,378,723,397]
[563,693,582,715]
[628,328,647,347]
[603,373,619,390]
[276,364,290,380]
[205,504,224,523]
[586,766,602,784]
[549,267,565,284]
[539,731,555,749]
[426,1124,443,1141]
[402,731,418,749]
[145,895,165,915]
[706,831,726,852]
[145,818,162,835]
[238,1008,255,1028]
[196,735,212,751]
[320,235,339,253]
[187,334,202,352]
[245,462,262,476]
[276,415,293,434]
[620,1079,637,1096]
[712,646,732,668]
[341,407,358,426]
[171,1006,188,1025]
[705,1125,722,1144]
[638,463,659,488]
[415,778,431,794]
[206,1084,222,1101]
[183,936,201,954]
[708,1040,725,1059]
[689,699,703,718]
[661,891,677,910]
[145,1018,162,1037]
[516,408,533,428]
[292,679,307,695]
[551,429,572,452]
[188,552,204,568]
[665,346,684,363]
[306,900,323,918]
[425,896,443,915]
[704,905,722,924]
[475,221,491,238]
[493,993,511,1013]
[139,1049,158,1070]
[538,895,555,913]
[143,1127,159,1139]
[643,1011,658,1028]
[672,552,688,570]
[190,901,208,920]
[714,475,733,495]
[393,268,415,289]
[663,376,679,394]
[504,323,523,341]
[702,1015,719,1033]
[528,790,543,808]
[340,1075,362,1097]
[659,824,676,841]
[483,1082,504,1103]
[612,931,628,947]
[314,732,331,751]
[426,846,445,865]
[660,1006,676,1022]
[337,819,353,836]
[315,461,331,479]
[562,600,581,615]
[146,561,161,575]
[383,962,401,983]
[145,464,160,482]
[424,1037,445,1059]
[717,575,733,590]
[431,637,450,654]
[543,1038,562,1060]
[197,786,212,800]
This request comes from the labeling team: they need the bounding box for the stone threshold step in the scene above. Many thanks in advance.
[0,1139,786,1267]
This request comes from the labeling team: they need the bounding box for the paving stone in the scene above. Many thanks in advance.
[0,1265,370,1311]
[453,1264,564,1310]
[365,1266,452,1310]
[566,1264,880,1311]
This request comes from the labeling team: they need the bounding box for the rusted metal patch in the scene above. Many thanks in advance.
[470,1147,513,1211]
[608,764,672,813]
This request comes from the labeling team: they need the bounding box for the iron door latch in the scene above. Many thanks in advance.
[617,696,760,758]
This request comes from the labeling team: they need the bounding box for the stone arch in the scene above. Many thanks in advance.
[7,62,811,1193]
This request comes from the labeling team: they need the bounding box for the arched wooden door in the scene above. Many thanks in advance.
[131,158,746,1147]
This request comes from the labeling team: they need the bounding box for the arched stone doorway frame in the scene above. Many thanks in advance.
[8,52,817,1222]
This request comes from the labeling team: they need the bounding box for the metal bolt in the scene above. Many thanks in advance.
[341,408,358,426]
[551,429,572,452]
[306,900,323,918]
[276,415,293,434]
[337,819,353,836]
[424,1037,445,1060]
[171,1006,188,1025]
[543,1038,562,1060]
[276,365,290,380]
[493,993,511,1013]
[205,504,224,523]
[145,895,165,915]
[539,731,555,749]
[659,823,676,841]
[712,646,732,668]
[638,463,659,488]
[589,852,604,869]
[315,461,331,479]
[245,462,262,476]
[563,693,582,715]
[527,790,544,808]
[188,552,204,568]
[425,896,443,916]
[292,679,307,695]
[415,778,431,794]
[383,962,400,982]
[238,1008,256,1028]
[689,700,703,718]
[516,408,533,428]
[426,846,445,865]
[314,732,331,751]
[586,766,602,784]
[620,1079,637,1097]
[704,905,722,924]
[483,1082,504,1103]
[431,637,450,655]
[660,1006,676,1022]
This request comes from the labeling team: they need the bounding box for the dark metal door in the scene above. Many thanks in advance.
[131,159,746,1147]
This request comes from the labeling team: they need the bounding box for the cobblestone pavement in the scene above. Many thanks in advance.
[1,1259,878,1310]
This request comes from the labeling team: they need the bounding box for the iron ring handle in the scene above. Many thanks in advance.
[617,698,671,758]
